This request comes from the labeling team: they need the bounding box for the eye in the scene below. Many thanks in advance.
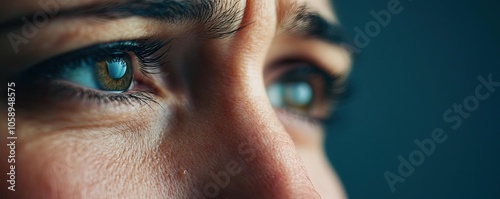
[267,80,314,111]
[15,40,168,106]
[266,63,345,120]
[60,52,133,92]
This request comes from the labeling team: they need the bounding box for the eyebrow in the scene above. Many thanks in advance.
[0,0,245,39]
[283,6,351,46]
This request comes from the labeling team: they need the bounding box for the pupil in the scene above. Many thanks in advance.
[284,82,313,106]
[106,58,127,79]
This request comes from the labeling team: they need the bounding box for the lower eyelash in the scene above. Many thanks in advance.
[66,85,158,106]
[26,80,161,108]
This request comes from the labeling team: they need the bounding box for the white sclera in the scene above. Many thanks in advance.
[106,59,127,79]
[284,82,313,106]
[267,83,285,107]
[62,60,100,89]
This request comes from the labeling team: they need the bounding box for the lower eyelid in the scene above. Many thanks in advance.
[15,78,159,111]
[274,109,325,137]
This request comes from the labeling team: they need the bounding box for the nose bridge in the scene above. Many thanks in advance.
[185,67,319,198]
[180,39,320,199]
[174,1,320,196]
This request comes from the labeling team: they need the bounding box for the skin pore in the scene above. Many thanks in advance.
[0,0,351,198]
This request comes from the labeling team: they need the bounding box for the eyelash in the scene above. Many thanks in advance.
[47,82,160,106]
[46,40,170,74]
[18,40,169,106]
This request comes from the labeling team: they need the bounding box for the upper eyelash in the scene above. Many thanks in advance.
[33,39,170,76]
[133,39,172,75]
[329,73,350,101]
[30,39,169,85]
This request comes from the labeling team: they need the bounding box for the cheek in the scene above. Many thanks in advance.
[297,147,346,199]
[277,112,346,198]
[14,125,172,198]
[18,133,116,198]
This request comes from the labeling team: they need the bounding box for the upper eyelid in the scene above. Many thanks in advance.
[266,31,352,84]
[1,16,162,73]
[38,41,140,66]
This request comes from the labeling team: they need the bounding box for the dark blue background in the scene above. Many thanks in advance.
[325,0,500,198]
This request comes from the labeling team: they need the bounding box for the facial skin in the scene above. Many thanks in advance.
[0,0,351,198]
